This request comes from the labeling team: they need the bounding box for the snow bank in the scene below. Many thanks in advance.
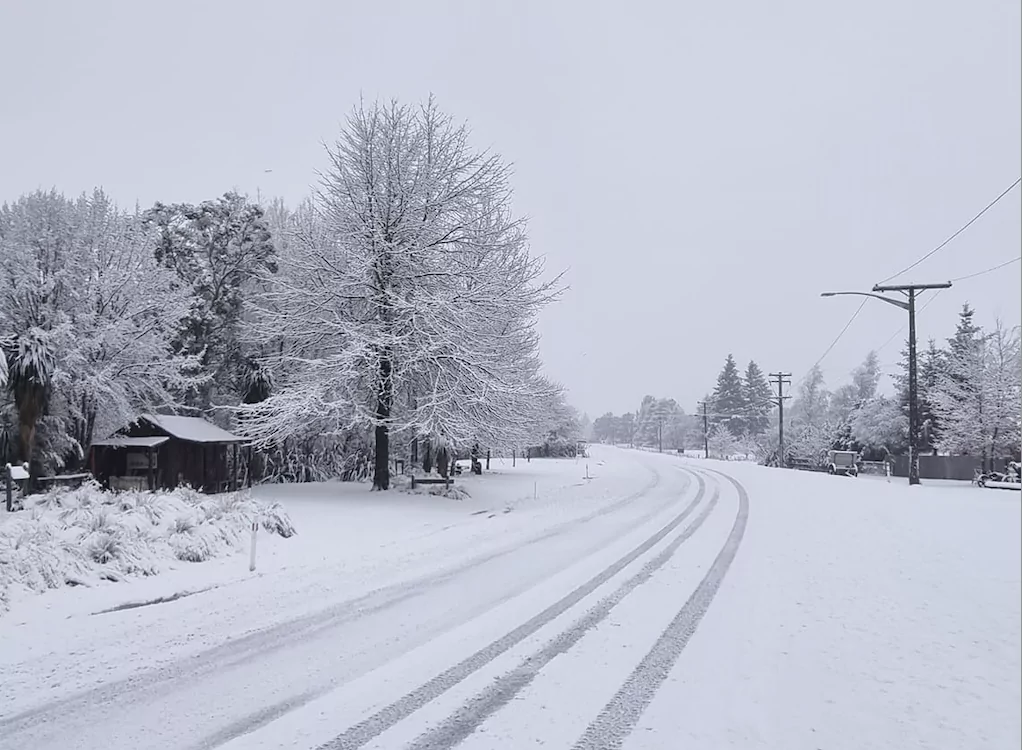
[0,481,294,614]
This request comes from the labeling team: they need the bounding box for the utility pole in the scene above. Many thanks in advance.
[871,282,952,485]
[697,401,709,458]
[657,417,663,453]
[769,372,791,468]
[822,280,952,485]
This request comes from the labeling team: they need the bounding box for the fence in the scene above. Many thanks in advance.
[890,455,1010,481]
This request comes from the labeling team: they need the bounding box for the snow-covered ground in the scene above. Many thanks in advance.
[0,447,1018,749]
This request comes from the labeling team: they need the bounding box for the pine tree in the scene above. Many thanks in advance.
[742,360,773,435]
[933,320,1021,468]
[898,308,975,451]
[712,354,747,435]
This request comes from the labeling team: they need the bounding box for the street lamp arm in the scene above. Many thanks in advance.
[819,290,910,311]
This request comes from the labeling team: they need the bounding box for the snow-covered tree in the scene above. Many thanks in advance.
[830,350,881,425]
[932,320,1021,468]
[742,360,773,435]
[0,190,195,478]
[850,396,908,456]
[712,354,746,434]
[617,412,636,446]
[792,364,830,428]
[145,192,277,411]
[707,422,738,459]
[241,99,560,489]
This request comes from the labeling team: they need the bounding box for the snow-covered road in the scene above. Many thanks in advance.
[1,448,1018,749]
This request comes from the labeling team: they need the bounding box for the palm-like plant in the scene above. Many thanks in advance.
[2,330,56,479]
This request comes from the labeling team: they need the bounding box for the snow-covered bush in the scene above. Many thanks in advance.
[0,480,294,614]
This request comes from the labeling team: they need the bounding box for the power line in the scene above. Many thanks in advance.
[950,255,1021,282]
[877,177,1021,285]
[875,256,1020,353]
[808,179,1019,377]
[806,298,868,376]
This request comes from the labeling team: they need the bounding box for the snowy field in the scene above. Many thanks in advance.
[0,446,1018,749]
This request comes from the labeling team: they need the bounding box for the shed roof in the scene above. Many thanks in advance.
[139,414,246,444]
[92,436,170,449]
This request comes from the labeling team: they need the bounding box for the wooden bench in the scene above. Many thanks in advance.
[38,472,91,490]
[410,476,454,490]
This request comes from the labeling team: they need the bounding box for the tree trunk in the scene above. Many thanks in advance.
[437,446,449,479]
[373,354,392,490]
[423,441,433,473]
[19,420,36,492]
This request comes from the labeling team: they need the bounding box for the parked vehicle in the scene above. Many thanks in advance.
[827,450,859,477]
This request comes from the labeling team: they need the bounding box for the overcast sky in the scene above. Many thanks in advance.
[1,0,1019,417]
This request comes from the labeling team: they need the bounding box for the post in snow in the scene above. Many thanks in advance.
[249,521,259,572]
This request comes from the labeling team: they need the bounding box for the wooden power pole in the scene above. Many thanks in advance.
[697,401,709,458]
[769,372,791,468]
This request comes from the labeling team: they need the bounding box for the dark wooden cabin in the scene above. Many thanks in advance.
[90,414,248,493]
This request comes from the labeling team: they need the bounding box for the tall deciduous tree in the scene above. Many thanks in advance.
[242,99,559,489]
[793,364,830,428]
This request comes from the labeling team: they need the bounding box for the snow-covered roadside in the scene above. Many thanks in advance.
[0,451,629,625]
[630,452,1022,750]
[0,481,294,615]
[0,448,654,718]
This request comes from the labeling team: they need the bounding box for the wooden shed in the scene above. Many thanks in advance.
[90,414,248,493]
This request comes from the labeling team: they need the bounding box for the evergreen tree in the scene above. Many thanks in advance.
[933,320,1020,468]
[742,360,773,434]
[712,354,746,434]
[948,303,982,360]
[636,395,659,447]
[896,308,974,451]
[145,192,277,411]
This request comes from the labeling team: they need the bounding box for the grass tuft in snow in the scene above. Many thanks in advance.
[0,480,295,614]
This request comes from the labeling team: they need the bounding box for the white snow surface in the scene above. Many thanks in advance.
[0,448,1018,750]
[0,481,294,615]
[139,413,246,443]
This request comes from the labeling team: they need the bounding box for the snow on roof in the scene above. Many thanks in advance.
[139,414,246,444]
[91,436,171,449]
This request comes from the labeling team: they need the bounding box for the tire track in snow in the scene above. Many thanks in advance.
[571,466,750,750]
[0,458,665,738]
[318,470,710,750]
[402,469,721,750]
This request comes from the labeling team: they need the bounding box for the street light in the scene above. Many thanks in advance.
[820,281,952,485]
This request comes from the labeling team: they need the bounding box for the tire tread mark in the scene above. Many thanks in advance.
[571,467,750,750]
[0,464,664,732]
[404,470,720,750]
[318,472,708,750]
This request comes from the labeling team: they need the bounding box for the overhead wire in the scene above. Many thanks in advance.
[804,177,1020,381]
[875,255,1021,353]
[950,255,1021,282]
[876,177,1020,285]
